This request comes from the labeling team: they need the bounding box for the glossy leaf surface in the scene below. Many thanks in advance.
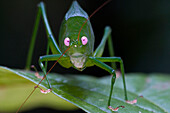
[0,66,169,113]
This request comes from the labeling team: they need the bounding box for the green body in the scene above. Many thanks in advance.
[25,0,128,111]
[59,1,94,54]
[58,1,95,70]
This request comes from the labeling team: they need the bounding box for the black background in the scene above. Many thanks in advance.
[0,0,170,112]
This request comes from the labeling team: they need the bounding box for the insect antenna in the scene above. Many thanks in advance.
[77,0,112,41]
[16,47,70,113]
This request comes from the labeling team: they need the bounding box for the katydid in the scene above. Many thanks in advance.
[16,0,137,112]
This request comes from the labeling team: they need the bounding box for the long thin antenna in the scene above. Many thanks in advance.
[17,1,112,112]
[77,0,112,41]
[16,47,70,113]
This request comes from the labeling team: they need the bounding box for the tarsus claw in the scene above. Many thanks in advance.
[126,95,143,104]
[108,105,125,111]
[40,89,51,94]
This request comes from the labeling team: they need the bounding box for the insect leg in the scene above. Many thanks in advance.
[88,57,117,107]
[93,26,111,57]
[89,57,128,111]
[107,28,116,69]
[25,2,62,70]
[93,26,116,69]
[25,7,41,70]
[39,2,62,55]
[38,54,68,89]
[94,57,128,101]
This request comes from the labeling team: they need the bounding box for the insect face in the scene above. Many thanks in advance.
[63,36,89,71]
[58,1,95,70]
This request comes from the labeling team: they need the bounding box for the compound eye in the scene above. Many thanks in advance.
[64,37,70,46]
[81,36,88,45]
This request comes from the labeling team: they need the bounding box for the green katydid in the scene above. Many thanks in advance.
[16,0,138,112]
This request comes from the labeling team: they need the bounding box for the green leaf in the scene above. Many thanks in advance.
[0,66,78,112]
[0,66,170,113]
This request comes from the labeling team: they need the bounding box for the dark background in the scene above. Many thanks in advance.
[0,0,170,113]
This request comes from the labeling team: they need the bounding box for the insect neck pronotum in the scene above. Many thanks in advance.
[16,47,70,113]
[77,0,112,41]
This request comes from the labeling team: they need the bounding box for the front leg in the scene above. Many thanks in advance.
[89,57,128,111]
[89,57,125,111]
[94,57,128,101]
[39,54,63,75]
[38,54,68,89]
